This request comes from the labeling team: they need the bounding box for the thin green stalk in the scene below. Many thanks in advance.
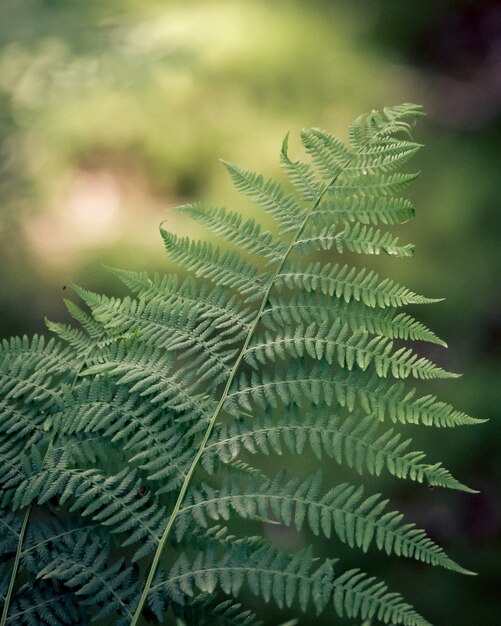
[0,510,31,626]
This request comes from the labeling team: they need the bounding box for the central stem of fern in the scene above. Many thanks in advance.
[129,160,348,625]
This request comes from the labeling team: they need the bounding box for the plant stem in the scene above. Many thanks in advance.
[0,509,31,626]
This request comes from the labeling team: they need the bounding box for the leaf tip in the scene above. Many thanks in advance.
[281,132,290,156]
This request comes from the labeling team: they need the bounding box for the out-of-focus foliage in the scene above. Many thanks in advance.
[0,1,499,624]
[0,0,411,333]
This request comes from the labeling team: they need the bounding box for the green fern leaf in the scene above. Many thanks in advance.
[159,539,431,625]
[175,204,287,262]
[204,410,473,492]
[262,292,447,345]
[294,222,415,257]
[175,471,472,574]
[222,160,305,233]
[244,321,456,379]
[0,103,480,626]
[275,261,441,308]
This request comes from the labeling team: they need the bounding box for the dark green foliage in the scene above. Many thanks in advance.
[0,104,481,625]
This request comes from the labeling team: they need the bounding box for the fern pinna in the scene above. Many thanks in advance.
[0,104,482,626]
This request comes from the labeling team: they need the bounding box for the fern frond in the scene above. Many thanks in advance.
[349,104,424,150]
[158,540,431,626]
[314,193,415,227]
[333,171,420,200]
[224,363,479,428]
[108,269,255,334]
[0,336,75,507]
[54,377,205,464]
[0,103,478,626]
[75,290,241,385]
[44,320,97,355]
[82,340,219,416]
[300,127,353,179]
[175,472,472,573]
[204,411,473,492]
[65,298,107,338]
[1,584,80,626]
[262,293,446,346]
[0,336,74,407]
[21,518,98,574]
[11,460,167,561]
[0,396,45,450]
[343,143,421,179]
[167,594,262,626]
[295,223,415,257]
[37,534,140,624]
[0,512,21,564]
[280,133,324,203]
[221,160,304,233]
[244,321,456,380]
[276,261,440,308]
[161,232,268,299]
[175,204,287,263]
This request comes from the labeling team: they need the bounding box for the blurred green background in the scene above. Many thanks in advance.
[0,0,499,624]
